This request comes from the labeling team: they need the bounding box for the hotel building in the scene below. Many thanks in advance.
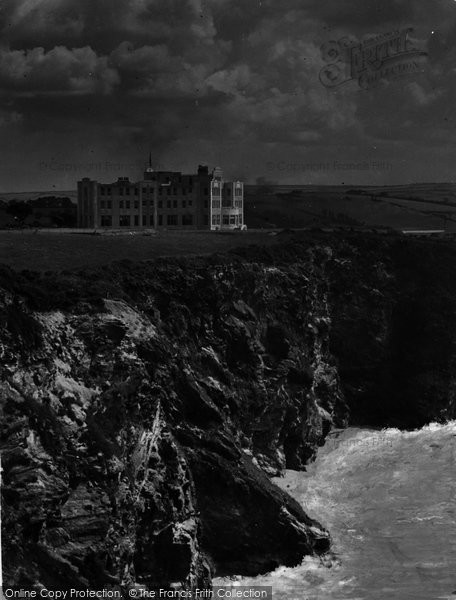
[77,164,244,230]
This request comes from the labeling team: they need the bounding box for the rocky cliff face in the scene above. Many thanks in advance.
[1,233,456,591]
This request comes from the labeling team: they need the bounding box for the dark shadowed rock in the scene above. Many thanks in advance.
[1,233,456,591]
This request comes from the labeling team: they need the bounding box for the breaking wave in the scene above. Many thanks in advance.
[215,422,456,600]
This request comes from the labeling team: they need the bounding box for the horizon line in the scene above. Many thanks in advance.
[1,181,456,196]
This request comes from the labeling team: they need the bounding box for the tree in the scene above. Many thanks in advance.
[6,200,31,222]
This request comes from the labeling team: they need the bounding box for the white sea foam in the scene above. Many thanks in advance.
[215,421,456,600]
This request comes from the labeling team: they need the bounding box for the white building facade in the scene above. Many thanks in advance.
[210,167,244,231]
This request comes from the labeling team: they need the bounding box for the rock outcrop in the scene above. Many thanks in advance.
[1,232,456,590]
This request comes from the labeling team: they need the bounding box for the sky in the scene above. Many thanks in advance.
[1,0,456,191]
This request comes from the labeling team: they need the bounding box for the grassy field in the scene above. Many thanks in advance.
[245,185,456,231]
[0,229,283,272]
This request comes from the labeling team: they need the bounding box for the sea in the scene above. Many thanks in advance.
[215,423,456,600]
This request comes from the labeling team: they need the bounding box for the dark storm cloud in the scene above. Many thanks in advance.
[0,45,118,94]
[1,0,456,189]
[0,0,220,51]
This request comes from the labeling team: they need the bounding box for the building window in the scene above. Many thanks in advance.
[126,200,130,209]
[167,214,178,226]
[222,215,229,225]
[142,199,147,207]
[101,215,112,227]
[107,200,112,209]
[211,214,221,226]
[230,215,236,225]
[158,200,163,208]
[182,214,193,226]
[134,215,139,226]
[211,200,220,208]
[150,200,154,207]
[107,187,112,195]
[173,199,177,208]
[134,201,139,209]
[100,187,105,196]
[126,187,130,195]
[135,188,139,196]
[119,200,124,209]
[119,188,124,196]
[167,200,171,209]
[119,215,130,227]
[188,200,192,207]
[142,187,147,194]
[182,199,186,208]
[158,215,163,226]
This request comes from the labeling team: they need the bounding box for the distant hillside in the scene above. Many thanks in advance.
[248,182,456,198]
[245,183,456,231]
[0,190,77,204]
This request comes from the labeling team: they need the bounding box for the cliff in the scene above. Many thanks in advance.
[1,232,456,591]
